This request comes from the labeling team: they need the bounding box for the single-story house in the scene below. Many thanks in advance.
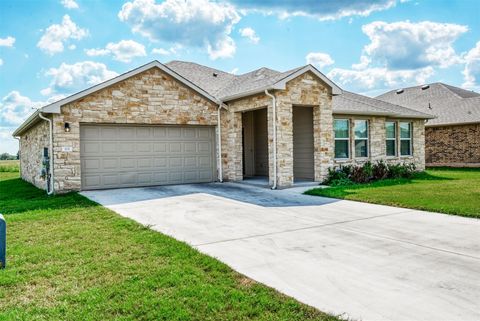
[13,60,433,193]
[377,83,480,167]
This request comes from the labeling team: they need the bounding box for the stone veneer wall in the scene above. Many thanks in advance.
[19,119,50,190]
[425,123,480,167]
[223,71,333,187]
[331,116,425,170]
[51,67,219,192]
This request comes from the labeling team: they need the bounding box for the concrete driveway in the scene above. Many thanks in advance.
[82,182,480,321]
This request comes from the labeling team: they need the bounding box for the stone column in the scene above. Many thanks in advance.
[316,96,334,181]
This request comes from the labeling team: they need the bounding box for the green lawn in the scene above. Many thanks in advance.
[0,172,337,321]
[306,168,480,218]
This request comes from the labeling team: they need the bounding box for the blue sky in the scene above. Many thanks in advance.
[1,0,479,154]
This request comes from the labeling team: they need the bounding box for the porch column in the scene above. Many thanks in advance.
[314,96,334,182]
[268,96,294,188]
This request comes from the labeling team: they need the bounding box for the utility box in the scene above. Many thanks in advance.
[0,214,5,269]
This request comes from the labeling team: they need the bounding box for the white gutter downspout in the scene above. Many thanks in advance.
[217,103,227,183]
[38,113,54,195]
[264,89,277,190]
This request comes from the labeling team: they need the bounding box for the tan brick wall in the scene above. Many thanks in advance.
[224,71,332,187]
[332,116,425,170]
[19,119,50,190]
[425,123,480,166]
[51,67,219,192]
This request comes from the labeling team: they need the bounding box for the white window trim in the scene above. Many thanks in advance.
[385,121,397,157]
[354,119,369,158]
[399,121,413,157]
[334,119,350,160]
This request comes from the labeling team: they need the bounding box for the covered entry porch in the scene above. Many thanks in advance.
[239,105,316,187]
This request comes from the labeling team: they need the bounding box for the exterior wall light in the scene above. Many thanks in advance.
[64,122,71,132]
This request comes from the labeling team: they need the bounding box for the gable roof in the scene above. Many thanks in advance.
[13,60,432,137]
[166,61,342,100]
[333,91,434,119]
[376,82,480,126]
[41,60,221,115]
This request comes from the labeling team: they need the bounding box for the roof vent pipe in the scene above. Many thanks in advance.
[396,89,404,94]
[422,85,430,90]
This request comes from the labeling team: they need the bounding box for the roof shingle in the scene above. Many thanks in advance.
[376,82,480,126]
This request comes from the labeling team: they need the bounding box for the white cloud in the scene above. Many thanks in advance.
[85,40,146,63]
[0,127,19,154]
[230,0,397,20]
[328,66,434,93]
[0,58,3,66]
[230,67,239,75]
[462,41,480,90]
[118,0,240,60]
[37,15,88,55]
[362,21,467,70]
[306,52,335,69]
[151,48,170,55]
[41,61,118,96]
[239,27,260,44]
[328,20,468,92]
[0,36,15,47]
[0,92,65,154]
[0,91,43,126]
[60,0,79,9]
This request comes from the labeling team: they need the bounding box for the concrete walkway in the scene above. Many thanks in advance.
[82,183,480,321]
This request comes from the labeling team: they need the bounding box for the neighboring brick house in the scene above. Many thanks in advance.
[13,60,433,193]
[377,83,480,167]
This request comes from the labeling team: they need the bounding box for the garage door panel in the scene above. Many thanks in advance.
[120,158,136,169]
[154,143,167,152]
[153,127,167,138]
[198,127,211,138]
[119,143,135,153]
[169,143,182,153]
[168,127,182,138]
[184,142,196,152]
[184,156,196,167]
[154,158,168,168]
[198,142,211,152]
[169,157,183,167]
[118,127,136,139]
[137,173,152,184]
[81,125,215,190]
[102,143,117,153]
[137,158,152,169]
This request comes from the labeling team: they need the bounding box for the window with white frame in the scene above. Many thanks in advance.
[399,122,412,156]
[334,119,349,159]
[354,120,368,157]
[385,121,397,156]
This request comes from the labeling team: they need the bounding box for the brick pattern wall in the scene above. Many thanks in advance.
[332,116,426,170]
[425,123,480,166]
[19,120,50,189]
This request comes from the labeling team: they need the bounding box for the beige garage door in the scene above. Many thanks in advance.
[80,124,216,190]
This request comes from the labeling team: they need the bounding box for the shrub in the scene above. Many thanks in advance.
[329,178,354,187]
[372,160,389,180]
[351,164,370,183]
[324,161,418,186]
[387,162,416,179]
[323,165,352,185]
